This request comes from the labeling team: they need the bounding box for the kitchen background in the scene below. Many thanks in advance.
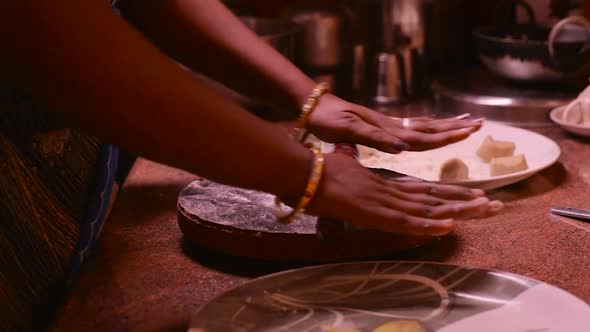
[213,0,590,128]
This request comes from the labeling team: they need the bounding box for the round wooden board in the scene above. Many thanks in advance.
[177,179,431,262]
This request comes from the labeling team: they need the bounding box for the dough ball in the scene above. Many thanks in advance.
[439,158,469,181]
[490,154,528,176]
[562,102,583,125]
[578,84,590,99]
[476,136,516,162]
[576,98,590,127]
[373,320,426,332]
[582,105,590,126]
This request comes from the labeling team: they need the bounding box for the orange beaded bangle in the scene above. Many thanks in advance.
[292,82,330,142]
[274,146,325,225]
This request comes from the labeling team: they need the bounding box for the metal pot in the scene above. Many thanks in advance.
[473,15,590,82]
[288,9,347,69]
[240,16,300,63]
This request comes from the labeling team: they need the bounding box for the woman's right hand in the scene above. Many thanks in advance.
[307,153,503,236]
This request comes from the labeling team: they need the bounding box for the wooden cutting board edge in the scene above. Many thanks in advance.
[178,201,433,262]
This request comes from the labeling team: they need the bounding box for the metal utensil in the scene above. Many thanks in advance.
[371,52,406,104]
[550,206,590,222]
[289,10,343,69]
[373,0,428,51]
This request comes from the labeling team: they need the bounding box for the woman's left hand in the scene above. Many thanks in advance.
[307,94,483,154]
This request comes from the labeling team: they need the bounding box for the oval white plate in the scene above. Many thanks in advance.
[550,105,590,138]
[189,261,590,332]
[322,121,561,190]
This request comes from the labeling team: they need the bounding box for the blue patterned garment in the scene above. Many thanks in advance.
[0,91,128,332]
[0,2,134,331]
[67,143,120,281]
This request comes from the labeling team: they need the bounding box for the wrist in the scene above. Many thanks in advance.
[274,145,325,224]
[287,78,322,113]
[270,144,315,206]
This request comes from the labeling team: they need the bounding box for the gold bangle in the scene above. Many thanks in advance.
[274,146,325,225]
[292,82,330,142]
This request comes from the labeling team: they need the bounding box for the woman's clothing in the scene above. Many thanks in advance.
[0,3,132,331]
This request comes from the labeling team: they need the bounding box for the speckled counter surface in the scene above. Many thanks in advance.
[50,127,590,332]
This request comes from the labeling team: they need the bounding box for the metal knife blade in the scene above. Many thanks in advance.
[550,206,590,222]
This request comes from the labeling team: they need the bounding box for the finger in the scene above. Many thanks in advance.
[355,106,403,129]
[427,197,494,219]
[378,184,447,206]
[343,120,409,153]
[391,175,427,183]
[377,191,490,220]
[432,198,505,219]
[454,113,472,120]
[397,126,479,150]
[356,206,455,236]
[409,119,483,134]
[415,113,471,121]
[399,116,435,125]
[389,187,504,217]
[489,200,505,213]
[381,178,496,210]
[367,111,475,133]
[392,181,486,200]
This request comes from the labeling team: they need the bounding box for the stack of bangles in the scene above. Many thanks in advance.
[274,82,330,225]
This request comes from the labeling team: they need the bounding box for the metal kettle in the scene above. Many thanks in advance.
[366,0,431,104]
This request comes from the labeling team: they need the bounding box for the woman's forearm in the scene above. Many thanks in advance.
[0,0,312,203]
[118,0,317,113]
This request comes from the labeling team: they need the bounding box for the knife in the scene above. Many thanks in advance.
[550,206,590,223]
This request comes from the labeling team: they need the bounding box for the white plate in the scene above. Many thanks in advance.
[550,105,590,138]
[189,261,590,332]
[321,121,561,190]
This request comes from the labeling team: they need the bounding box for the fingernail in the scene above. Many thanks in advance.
[453,197,488,212]
[394,140,410,151]
[490,200,505,212]
[440,218,454,227]
[471,188,485,196]
[476,196,490,204]
[459,127,476,134]
[472,117,486,122]
[454,113,471,120]
[431,219,455,236]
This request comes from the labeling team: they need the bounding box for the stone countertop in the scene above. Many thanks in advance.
[51,127,590,332]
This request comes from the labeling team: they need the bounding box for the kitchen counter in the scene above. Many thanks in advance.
[50,126,590,332]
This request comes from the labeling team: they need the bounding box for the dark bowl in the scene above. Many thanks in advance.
[473,23,590,82]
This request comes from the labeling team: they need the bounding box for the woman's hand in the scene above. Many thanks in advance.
[307,153,503,236]
[308,94,483,154]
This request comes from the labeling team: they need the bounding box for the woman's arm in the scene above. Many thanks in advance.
[0,0,501,235]
[116,0,485,154]
[0,0,311,203]
[118,0,315,113]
